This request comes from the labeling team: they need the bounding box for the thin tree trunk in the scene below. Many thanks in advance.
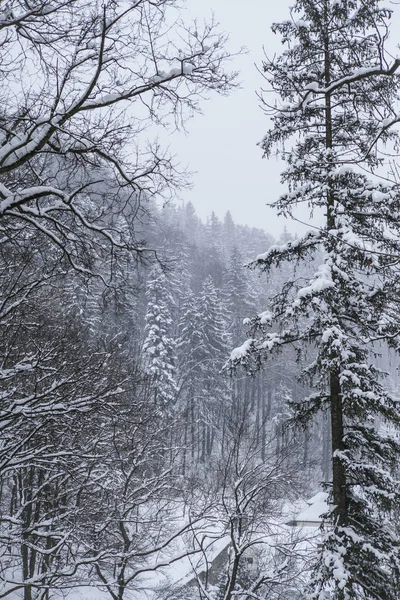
[21,468,35,600]
[322,412,331,482]
[324,0,347,533]
[330,371,347,524]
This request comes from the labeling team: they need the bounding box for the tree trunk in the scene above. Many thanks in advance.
[322,412,331,482]
[323,0,348,530]
[330,371,347,525]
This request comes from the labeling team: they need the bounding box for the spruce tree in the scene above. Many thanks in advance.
[225,246,255,345]
[231,1,400,598]
[177,277,230,462]
[142,267,178,408]
[198,276,231,375]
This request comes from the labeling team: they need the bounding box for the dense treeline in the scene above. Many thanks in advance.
[0,197,323,599]
[0,0,315,595]
[3,1,400,599]
[3,196,399,599]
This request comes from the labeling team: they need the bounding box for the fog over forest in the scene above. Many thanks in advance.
[2,1,400,600]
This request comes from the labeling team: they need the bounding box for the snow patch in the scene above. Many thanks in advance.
[230,338,254,361]
[297,264,334,299]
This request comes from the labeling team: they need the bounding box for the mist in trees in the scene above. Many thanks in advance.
[1,186,313,599]
[3,1,400,600]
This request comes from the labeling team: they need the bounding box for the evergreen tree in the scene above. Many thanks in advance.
[175,288,204,469]
[176,277,231,463]
[142,267,178,408]
[182,202,202,247]
[225,246,255,344]
[231,2,400,598]
[198,276,231,373]
[223,210,236,251]
[177,289,204,378]
[197,277,231,459]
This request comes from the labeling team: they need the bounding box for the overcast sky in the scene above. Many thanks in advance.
[165,0,302,235]
[158,1,399,237]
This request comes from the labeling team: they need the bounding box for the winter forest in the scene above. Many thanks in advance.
[3,0,400,599]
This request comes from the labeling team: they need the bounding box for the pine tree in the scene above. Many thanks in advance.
[197,277,231,460]
[225,246,255,345]
[198,276,230,363]
[142,267,178,408]
[223,210,236,251]
[231,2,400,598]
[177,277,231,463]
[177,289,204,378]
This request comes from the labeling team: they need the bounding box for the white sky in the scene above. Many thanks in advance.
[162,1,400,237]
[165,0,303,235]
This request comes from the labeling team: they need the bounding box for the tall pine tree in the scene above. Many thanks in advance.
[231,1,400,598]
[142,266,178,409]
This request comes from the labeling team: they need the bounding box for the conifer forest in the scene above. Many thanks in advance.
[2,1,400,599]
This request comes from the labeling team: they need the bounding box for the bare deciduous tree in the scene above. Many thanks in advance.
[0,0,237,272]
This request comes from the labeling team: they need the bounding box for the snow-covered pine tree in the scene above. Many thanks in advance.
[142,267,178,408]
[177,276,231,463]
[177,289,203,378]
[198,275,231,376]
[225,246,256,345]
[197,276,231,460]
[231,1,400,598]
